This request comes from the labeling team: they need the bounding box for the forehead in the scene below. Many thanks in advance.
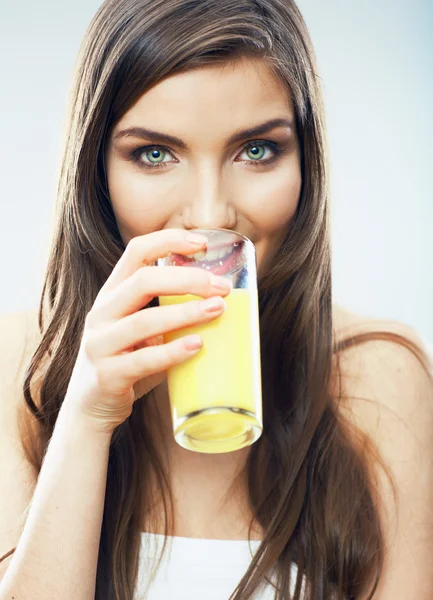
[115,57,294,131]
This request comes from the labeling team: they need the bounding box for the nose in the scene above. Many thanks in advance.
[181,167,237,231]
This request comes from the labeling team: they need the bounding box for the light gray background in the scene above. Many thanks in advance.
[1,1,432,344]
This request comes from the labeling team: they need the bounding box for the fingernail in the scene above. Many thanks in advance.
[184,334,203,351]
[200,297,226,314]
[187,233,208,246]
[209,273,232,291]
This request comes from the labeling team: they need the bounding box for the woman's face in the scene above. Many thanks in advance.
[105,56,302,276]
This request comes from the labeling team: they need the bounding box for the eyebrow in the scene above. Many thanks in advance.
[113,117,293,149]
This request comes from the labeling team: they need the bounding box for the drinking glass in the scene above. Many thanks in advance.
[157,228,262,453]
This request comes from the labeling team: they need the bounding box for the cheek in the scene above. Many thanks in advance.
[107,164,177,244]
[238,164,302,233]
[245,163,301,271]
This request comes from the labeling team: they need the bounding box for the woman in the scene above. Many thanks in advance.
[0,0,432,599]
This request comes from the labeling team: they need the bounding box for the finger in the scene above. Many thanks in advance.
[100,334,204,388]
[91,266,231,322]
[88,296,226,357]
[101,228,207,295]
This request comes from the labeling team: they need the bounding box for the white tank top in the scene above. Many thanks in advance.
[134,532,299,599]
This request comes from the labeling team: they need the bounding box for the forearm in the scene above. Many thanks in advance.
[0,401,112,599]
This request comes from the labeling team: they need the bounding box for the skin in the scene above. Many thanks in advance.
[104,56,302,537]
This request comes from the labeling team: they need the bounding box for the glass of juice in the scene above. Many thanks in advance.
[156,228,263,454]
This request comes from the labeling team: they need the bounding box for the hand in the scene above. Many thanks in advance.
[63,229,232,435]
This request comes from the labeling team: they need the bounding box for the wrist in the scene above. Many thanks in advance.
[59,398,115,442]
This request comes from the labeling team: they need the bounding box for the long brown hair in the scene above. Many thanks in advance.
[3,0,432,598]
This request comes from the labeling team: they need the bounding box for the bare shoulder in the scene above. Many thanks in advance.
[332,303,433,596]
[332,302,433,423]
[332,302,432,386]
[0,308,41,372]
[333,301,431,348]
[0,309,42,571]
[0,309,42,441]
[331,302,433,494]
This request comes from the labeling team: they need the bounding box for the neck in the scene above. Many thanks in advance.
[141,379,263,540]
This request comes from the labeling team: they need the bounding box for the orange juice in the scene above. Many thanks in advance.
[159,287,262,453]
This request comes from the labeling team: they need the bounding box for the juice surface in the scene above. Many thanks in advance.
[159,288,262,425]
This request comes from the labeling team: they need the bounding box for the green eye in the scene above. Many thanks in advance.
[130,145,175,169]
[246,144,266,161]
[146,148,166,163]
